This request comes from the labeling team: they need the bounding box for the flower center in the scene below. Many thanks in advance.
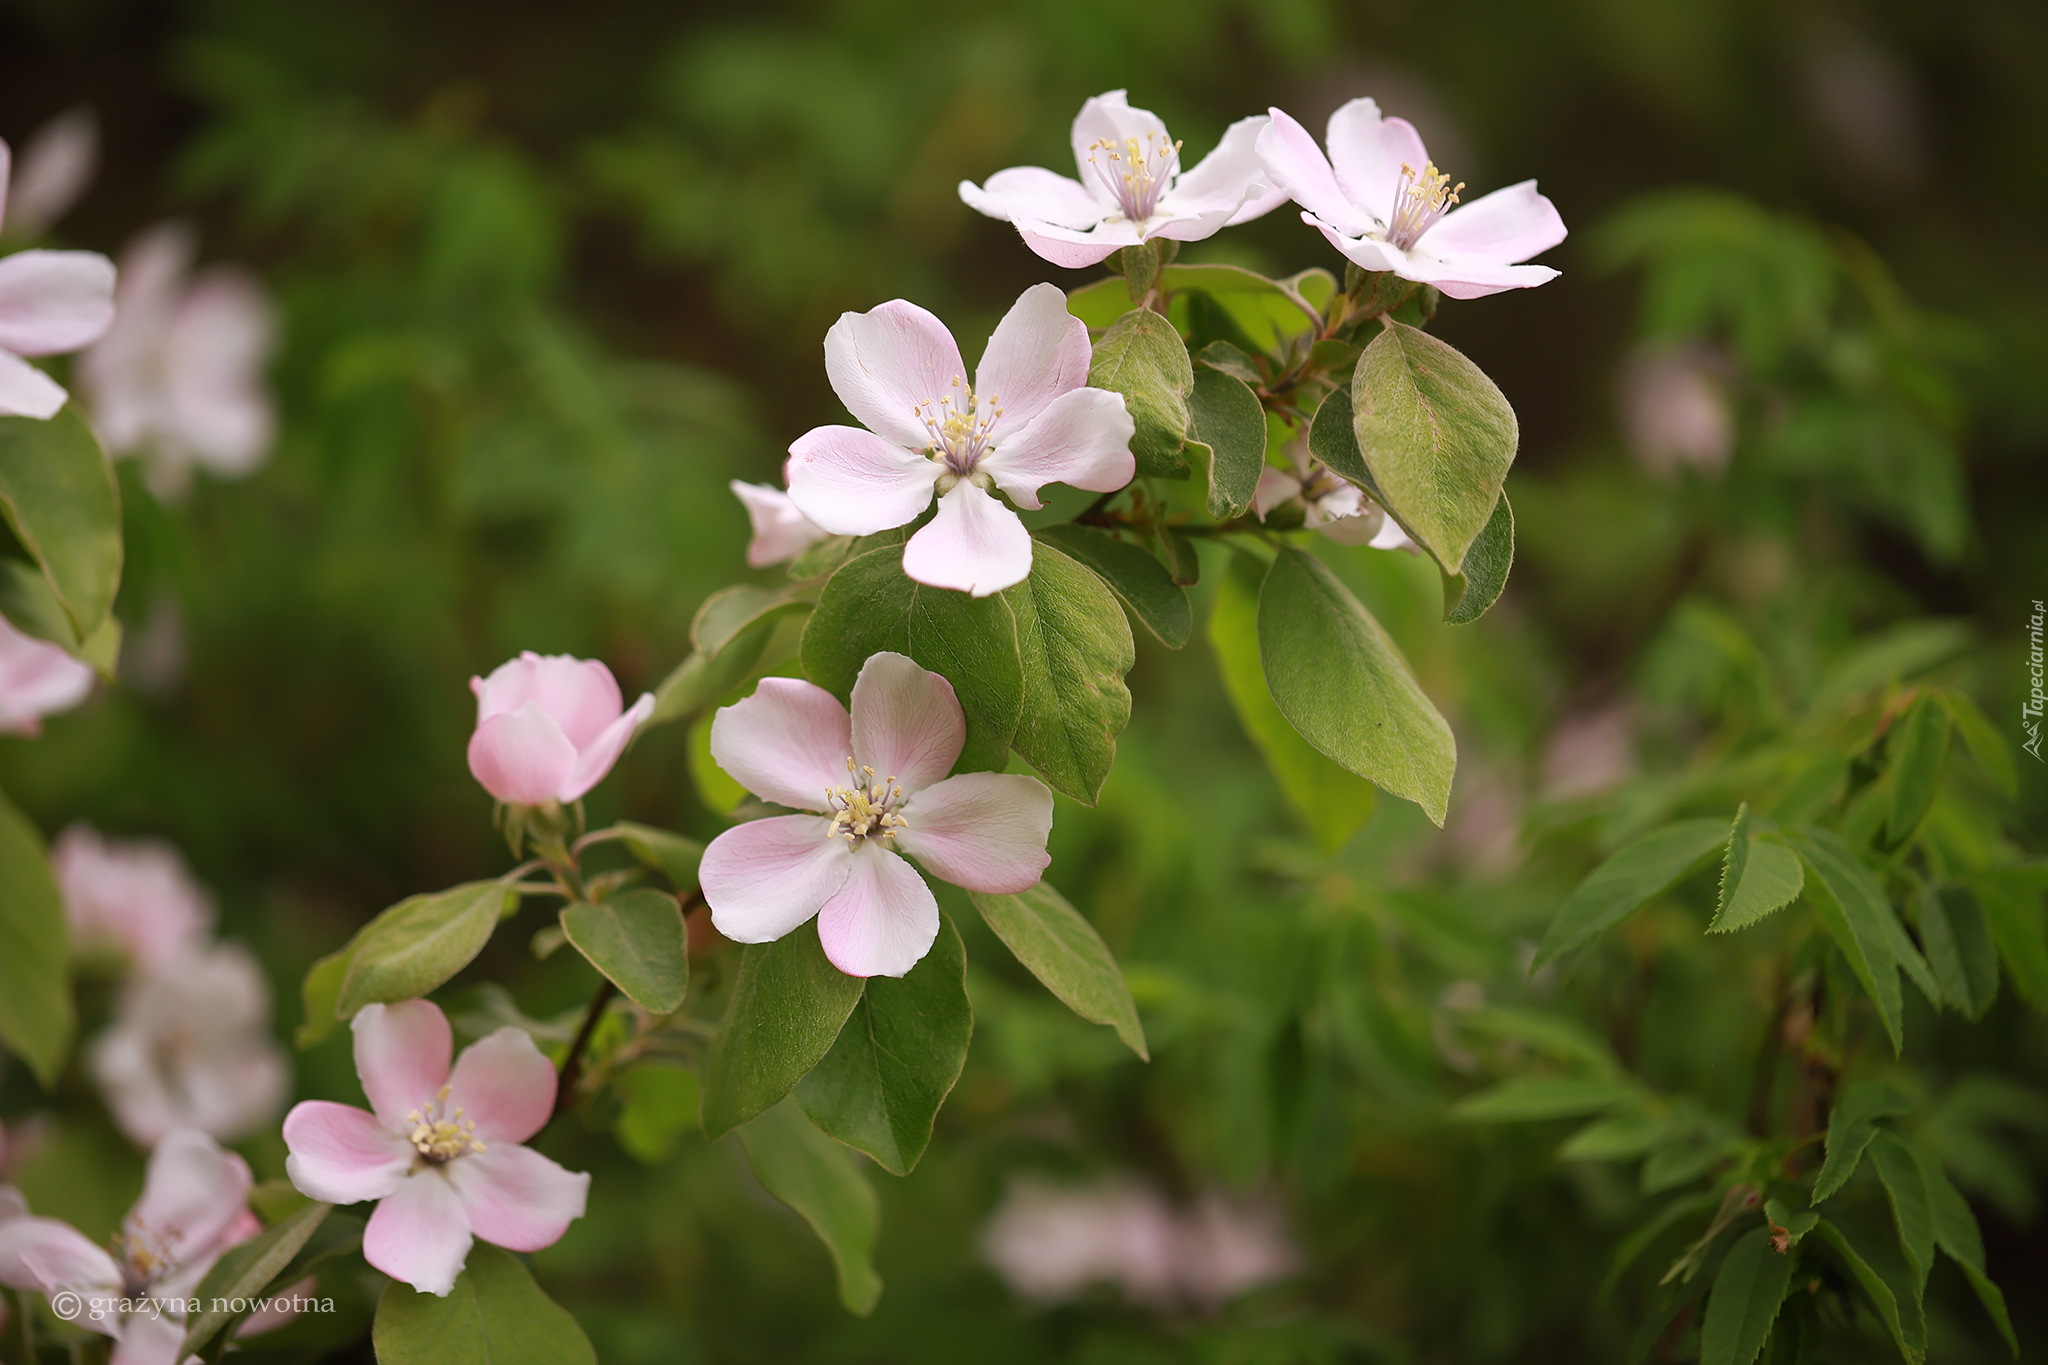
[1086,133,1181,224]
[824,758,910,848]
[407,1084,487,1164]
[1384,161,1464,252]
[915,378,1003,490]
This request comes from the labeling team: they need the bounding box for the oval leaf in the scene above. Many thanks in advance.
[1087,308,1191,479]
[701,929,865,1139]
[337,881,511,1018]
[610,821,705,896]
[1001,540,1134,804]
[691,583,811,657]
[1532,818,1733,969]
[1031,524,1189,649]
[737,1098,883,1316]
[560,888,688,1014]
[1185,365,1267,519]
[1441,491,1514,625]
[373,1243,596,1365]
[0,407,122,640]
[971,882,1146,1060]
[0,788,73,1087]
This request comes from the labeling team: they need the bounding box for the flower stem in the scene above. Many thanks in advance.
[554,977,618,1117]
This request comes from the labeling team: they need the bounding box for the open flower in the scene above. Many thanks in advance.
[54,824,215,970]
[960,91,1286,268]
[467,651,655,807]
[701,651,1053,978]
[0,1127,291,1365]
[282,1000,591,1296]
[1253,447,1417,551]
[1257,99,1566,299]
[730,473,829,568]
[79,223,277,498]
[0,616,95,734]
[786,283,1134,597]
[0,139,116,419]
[1,108,97,242]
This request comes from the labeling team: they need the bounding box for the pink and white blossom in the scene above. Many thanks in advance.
[1253,447,1417,552]
[1619,344,1734,478]
[1,109,97,242]
[467,651,655,807]
[701,651,1053,978]
[0,615,95,734]
[730,475,829,568]
[282,1000,590,1296]
[0,1128,291,1365]
[90,942,290,1147]
[960,91,1286,269]
[0,139,116,419]
[53,824,215,970]
[80,223,277,498]
[1257,99,1567,300]
[786,284,1134,597]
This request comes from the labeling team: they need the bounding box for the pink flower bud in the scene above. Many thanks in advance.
[466,651,654,806]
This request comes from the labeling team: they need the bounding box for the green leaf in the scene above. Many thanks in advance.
[612,1065,700,1163]
[1531,818,1732,969]
[1789,827,1905,1054]
[1813,1079,1914,1202]
[691,583,811,657]
[800,544,1024,773]
[796,914,972,1175]
[0,788,73,1087]
[1559,1110,1667,1161]
[1194,338,1264,387]
[336,881,512,1018]
[1808,1219,1925,1364]
[1257,547,1456,824]
[0,407,122,641]
[1307,385,1386,499]
[560,888,687,1014]
[1349,321,1518,572]
[1923,1153,2018,1355]
[1935,689,2016,799]
[1002,540,1133,804]
[1031,525,1189,649]
[373,1243,596,1365]
[1162,263,1329,354]
[1970,875,2048,1009]
[1209,557,1377,853]
[648,624,774,728]
[1699,1227,1795,1365]
[1450,1076,1641,1122]
[1710,816,1805,934]
[180,1202,338,1360]
[611,822,704,896]
[1159,524,1201,585]
[736,1099,883,1316]
[0,559,119,675]
[1184,366,1267,519]
[1763,1200,1818,1249]
[1883,696,1950,850]
[701,929,865,1139]
[297,945,353,1049]
[971,882,1146,1059]
[1917,885,1999,1020]
[1880,896,1942,1009]
[1867,1130,1935,1288]
[1440,492,1514,624]
[1087,308,1191,479]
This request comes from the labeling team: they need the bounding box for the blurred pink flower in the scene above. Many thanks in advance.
[787,283,1134,596]
[1,109,97,241]
[730,476,828,568]
[1259,99,1566,299]
[1253,443,1419,551]
[90,942,290,1147]
[283,1000,590,1296]
[960,90,1286,268]
[1540,704,1637,800]
[0,140,116,419]
[701,651,1052,978]
[0,1128,291,1363]
[0,616,95,734]
[53,824,215,970]
[79,223,277,498]
[466,651,654,807]
[1618,345,1734,478]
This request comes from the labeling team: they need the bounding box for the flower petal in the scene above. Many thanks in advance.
[979,386,1135,510]
[160,267,276,474]
[0,1216,122,1295]
[701,814,854,944]
[896,772,1053,894]
[1253,466,1302,518]
[1257,110,1372,238]
[1327,99,1428,226]
[6,109,97,240]
[110,1308,190,1363]
[974,283,1091,438]
[351,1000,453,1134]
[815,845,940,978]
[730,480,828,568]
[123,1128,252,1268]
[469,652,623,747]
[849,651,965,795]
[282,1102,413,1205]
[901,482,1034,597]
[1392,255,1562,300]
[786,423,938,537]
[0,249,115,356]
[1011,216,1142,270]
[363,1173,473,1297]
[446,1028,557,1146]
[466,702,578,805]
[1069,90,1171,195]
[823,299,966,452]
[560,691,654,802]
[0,140,10,236]
[0,614,94,727]
[959,166,1104,230]
[708,677,851,810]
[1309,220,1407,276]
[0,347,66,420]
[1421,180,1568,265]
[446,1144,589,1253]
[1164,115,1286,224]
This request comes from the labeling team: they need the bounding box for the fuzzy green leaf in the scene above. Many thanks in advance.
[560,888,688,1014]
[1031,525,1189,649]
[736,1099,883,1316]
[0,789,72,1087]
[701,930,865,1139]
[1087,308,1191,479]
[1002,540,1134,804]
[0,407,122,642]
[1185,365,1267,518]
[972,881,1147,1060]
[1440,491,1514,624]
[373,1243,596,1365]
[336,881,511,1018]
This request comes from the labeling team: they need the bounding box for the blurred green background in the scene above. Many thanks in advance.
[2,0,2044,1360]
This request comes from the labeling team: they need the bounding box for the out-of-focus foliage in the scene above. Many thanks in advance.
[1,0,2043,1361]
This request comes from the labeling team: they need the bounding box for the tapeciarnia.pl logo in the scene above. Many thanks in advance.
[2026,599,2045,762]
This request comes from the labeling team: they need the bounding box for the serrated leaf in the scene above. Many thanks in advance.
[1440,491,1514,624]
[0,788,72,1087]
[1923,1153,2018,1355]
[1813,1079,1914,1203]
[1883,696,1949,850]
[1699,1227,1795,1365]
[336,881,511,1018]
[1185,366,1266,518]
[1789,827,1905,1054]
[1002,540,1133,804]
[1970,874,2048,1009]
[1809,1218,1925,1364]
[561,888,688,1014]
[1867,1130,1936,1288]
[1032,525,1189,649]
[1257,547,1455,825]
[1532,818,1732,969]
[701,930,865,1139]
[1917,885,1999,1020]
[0,407,122,641]
[1450,1076,1641,1121]
[1935,689,2016,799]
[795,914,971,1175]
[610,822,704,896]
[373,1243,596,1365]
[736,1099,882,1315]
[971,882,1146,1059]
[1559,1109,1667,1161]
[1087,308,1191,479]
[1710,815,1805,934]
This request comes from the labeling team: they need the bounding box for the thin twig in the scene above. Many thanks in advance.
[553,978,618,1117]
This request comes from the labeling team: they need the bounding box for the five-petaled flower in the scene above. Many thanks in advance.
[467,651,655,808]
[1257,98,1566,299]
[0,138,116,419]
[786,283,1134,597]
[730,471,830,569]
[701,651,1053,978]
[282,999,591,1296]
[960,90,1286,269]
